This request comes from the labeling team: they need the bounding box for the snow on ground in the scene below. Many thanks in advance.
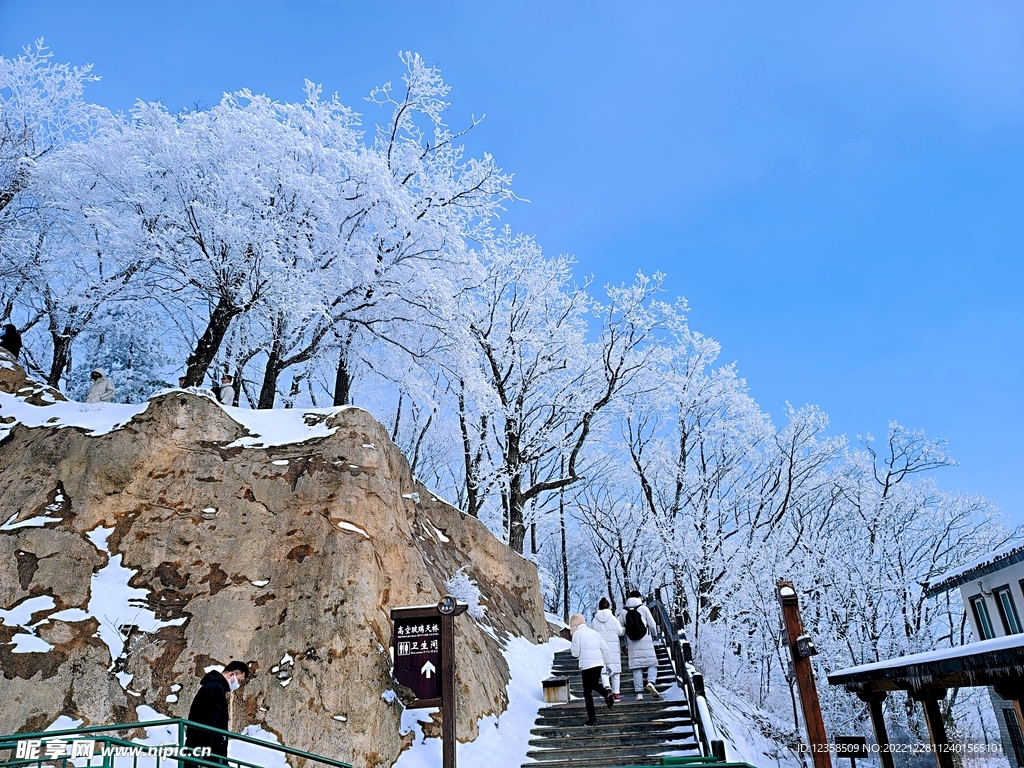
[393,634,569,768]
[706,686,802,768]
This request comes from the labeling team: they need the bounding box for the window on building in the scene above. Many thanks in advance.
[995,585,1022,635]
[970,595,996,640]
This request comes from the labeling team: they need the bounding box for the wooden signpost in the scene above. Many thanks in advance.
[391,596,467,768]
[777,580,832,768]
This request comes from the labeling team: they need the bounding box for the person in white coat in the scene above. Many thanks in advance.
[218,375,235,406]
[569,613,615,726]
[592,597,624,700]
[85,368,116,404]
[618,590,660,701]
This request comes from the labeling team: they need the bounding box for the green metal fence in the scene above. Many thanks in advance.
[0,718,351,768]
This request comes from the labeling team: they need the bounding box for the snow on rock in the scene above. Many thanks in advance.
[83,525,187,678]
[337,521,370,538]
[224,406,354,448]
[0,513,62,531]
[10,633,54,653]
[445,568,486,620]
[0,391,150,441]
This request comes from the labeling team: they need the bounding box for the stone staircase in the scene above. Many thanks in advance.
[523,642,702,767]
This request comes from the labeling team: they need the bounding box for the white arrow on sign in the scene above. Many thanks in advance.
[420,660,436,679]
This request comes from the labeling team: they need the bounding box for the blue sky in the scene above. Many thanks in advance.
[3,1,1023,522]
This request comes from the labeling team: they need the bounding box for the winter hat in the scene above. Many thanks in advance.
[568,614,587,632]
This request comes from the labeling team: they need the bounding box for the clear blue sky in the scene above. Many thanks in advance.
[3,1,1023,522]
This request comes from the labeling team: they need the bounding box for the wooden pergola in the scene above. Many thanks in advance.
[828,634,1024,768]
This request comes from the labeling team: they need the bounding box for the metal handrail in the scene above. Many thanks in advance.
[0,718,352,768]
[649,588,727,762]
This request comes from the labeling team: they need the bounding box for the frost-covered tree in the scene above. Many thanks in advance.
[0,39,98,217]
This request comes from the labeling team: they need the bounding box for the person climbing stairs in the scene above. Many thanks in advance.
[522,642,702,767]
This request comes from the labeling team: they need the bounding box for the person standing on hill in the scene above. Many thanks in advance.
[84,368,115,403]
[592,597,624,701]
[218,375,235,406]
[618,590,660,701]
[569,613,615,727]
[0,324,22,359]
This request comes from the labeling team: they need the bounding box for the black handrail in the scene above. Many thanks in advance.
[649,587,727,761]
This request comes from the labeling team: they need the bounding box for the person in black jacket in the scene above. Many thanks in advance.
[0,324,21,359]
[184,661,249,766]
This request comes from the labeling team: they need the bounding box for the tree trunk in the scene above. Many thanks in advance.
[508,480,526,554]
[333,348,353,406]
[560,488,570,623]
[257,345,283,410]
[47,334,73,389]
[184,296,239,387]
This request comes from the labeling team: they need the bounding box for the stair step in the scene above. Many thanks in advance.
[526,743,701,763]
[534,707,691,727]
[529,728,696,749]
[531,717,693,737]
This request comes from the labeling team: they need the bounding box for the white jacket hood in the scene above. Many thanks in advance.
[594,609,617,624]
[92,368,107,377]
[625,596,644,609]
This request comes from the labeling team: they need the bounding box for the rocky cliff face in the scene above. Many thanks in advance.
[0,357,549,768]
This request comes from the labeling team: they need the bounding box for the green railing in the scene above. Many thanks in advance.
[0,718,351,768]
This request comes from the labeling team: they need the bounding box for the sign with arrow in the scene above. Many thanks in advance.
[392,614,442,702]
[391,597,469,768]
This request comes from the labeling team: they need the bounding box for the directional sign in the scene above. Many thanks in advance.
[391,598,469,768]
[392,615,442,703]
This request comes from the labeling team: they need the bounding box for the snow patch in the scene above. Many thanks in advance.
[224,406,355,448]
[426,520,449,543]
[250,579,270,587]
[0,512,62,530]
[337,520,370,538]
[231,725,288,768]
[10,633,54,653]
[0,392,151,442]
[83,524,187,681]
[271,460,290,466]
[445,568,485,619]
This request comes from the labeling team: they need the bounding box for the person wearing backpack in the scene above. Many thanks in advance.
[618,590,660,701]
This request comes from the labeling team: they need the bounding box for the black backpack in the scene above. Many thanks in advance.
[624,607,647,641]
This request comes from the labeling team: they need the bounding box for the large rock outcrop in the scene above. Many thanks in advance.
[0,359,548,768]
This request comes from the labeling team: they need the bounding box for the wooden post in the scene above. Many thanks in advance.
[776,580,831,768]
[855,692,894,768]
[911,689,954,768]
[441,608,456,768]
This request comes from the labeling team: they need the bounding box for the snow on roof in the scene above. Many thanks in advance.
[925,541,1024,595]
[829,632,1024,680]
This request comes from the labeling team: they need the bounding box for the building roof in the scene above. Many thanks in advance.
[827,634,1024,694]
[925,541,1024,596]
